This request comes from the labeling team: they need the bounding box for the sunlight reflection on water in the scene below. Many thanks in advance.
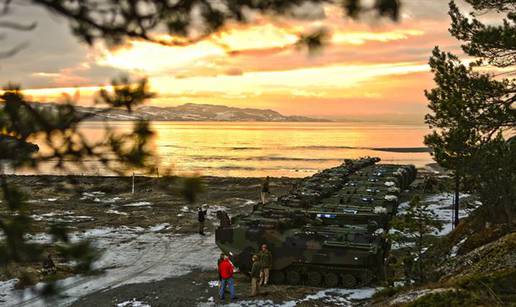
[20,121,433,177]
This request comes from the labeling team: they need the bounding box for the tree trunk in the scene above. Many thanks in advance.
[502,200,514,226]
[454,174,460,227]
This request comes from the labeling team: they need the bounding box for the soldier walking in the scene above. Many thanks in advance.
[258,244,272,286]
[261,176,271,205]
[198,205,208,235]
[250,255,261,297]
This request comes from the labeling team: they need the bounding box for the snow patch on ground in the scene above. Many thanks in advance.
[117,298,151,307]
[397,201,410,214]
[123,202,152,207]
[199,287,377,307]
[394,193,479,238]
[422,193,475,236]
[297,287,376,305]
[25,233,53,244]
[31,211,94,223]
[81,192,122,203]
[96,197,122,203]
[5,225,219,307]
[0,279,18,305]
[149,223,170,232]
[450,237,467,257]
[389,288,455,305]
[243,200,257,206]
[106,209,129,215]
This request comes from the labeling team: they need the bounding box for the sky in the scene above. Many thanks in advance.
[0,1,469,123]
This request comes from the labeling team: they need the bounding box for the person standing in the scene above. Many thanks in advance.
[258,244,272,286]
[197,205,207,235]
[250,255,261,297]
[218,254,236,301]
[261,176,271,205]
[217,253,225,290]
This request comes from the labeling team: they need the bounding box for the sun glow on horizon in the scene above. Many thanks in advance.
[6,5,457,119]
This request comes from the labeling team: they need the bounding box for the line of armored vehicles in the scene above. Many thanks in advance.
[216,157,416,288]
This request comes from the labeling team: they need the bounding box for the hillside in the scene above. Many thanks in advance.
[32,103,329,122]
[372,192,516,306]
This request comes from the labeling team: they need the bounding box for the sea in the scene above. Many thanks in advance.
[13,121,433,178]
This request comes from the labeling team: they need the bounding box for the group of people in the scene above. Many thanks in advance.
[217,244,273,301]
[198,177,272,235]
[202,177,274,302]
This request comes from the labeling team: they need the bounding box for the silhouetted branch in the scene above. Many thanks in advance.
[0,42,28,58]
[0,20,36,31]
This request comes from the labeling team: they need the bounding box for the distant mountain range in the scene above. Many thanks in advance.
[42,103,330,122]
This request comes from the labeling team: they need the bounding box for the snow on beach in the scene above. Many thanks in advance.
[117,298,151,307]
[198,287,377,307]
[81,191,122,203]
[2,225,219,307]
[30,211,94,223]
[123,201,152,207]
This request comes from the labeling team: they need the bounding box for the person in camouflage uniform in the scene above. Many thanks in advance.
[250,255,261,297]
[258,244,272,286]
[197,206,208,235]
[260,176,270,205]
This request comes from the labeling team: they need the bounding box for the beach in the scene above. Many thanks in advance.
[1,163,473,307]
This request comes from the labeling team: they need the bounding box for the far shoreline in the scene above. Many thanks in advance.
[3,162,443,181]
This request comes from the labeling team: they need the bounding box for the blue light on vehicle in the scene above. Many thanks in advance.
[317,213,337,218]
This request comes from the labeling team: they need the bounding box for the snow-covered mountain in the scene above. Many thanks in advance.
[70,103,329,122]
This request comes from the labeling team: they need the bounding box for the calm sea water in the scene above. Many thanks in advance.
[21,121,433,177]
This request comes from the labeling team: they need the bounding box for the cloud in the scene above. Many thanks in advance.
[0,1,467,122]
[224,67,243,76]
[0,4,128,88]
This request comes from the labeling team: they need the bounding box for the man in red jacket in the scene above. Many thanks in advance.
[218,254,236,301]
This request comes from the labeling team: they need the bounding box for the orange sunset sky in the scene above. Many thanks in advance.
[0,1,478,123]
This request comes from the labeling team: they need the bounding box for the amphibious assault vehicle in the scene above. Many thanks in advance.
[215,157,416,287]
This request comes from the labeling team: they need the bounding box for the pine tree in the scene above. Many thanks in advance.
[390,196,443,284]
[425,0,516,226]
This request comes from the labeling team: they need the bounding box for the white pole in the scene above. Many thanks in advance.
[132,172,135,194]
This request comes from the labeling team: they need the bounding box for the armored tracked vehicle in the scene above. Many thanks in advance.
[215,157,416,287]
